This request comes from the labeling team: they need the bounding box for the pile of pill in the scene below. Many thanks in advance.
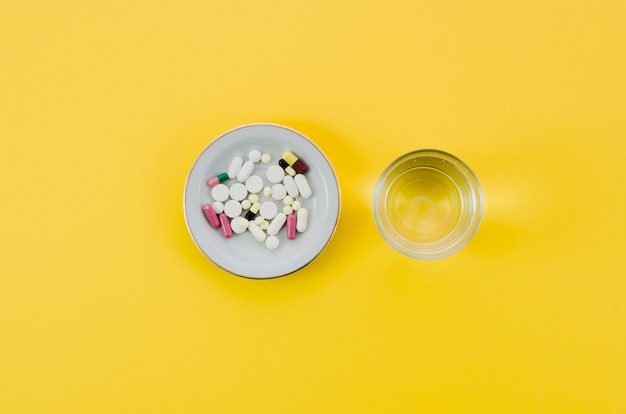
[201,149,311,250]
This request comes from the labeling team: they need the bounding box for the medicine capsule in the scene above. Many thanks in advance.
[267,213,287,236]
[237,160,255,182]
[248,221,266,242]
[286,214,297,240]
[207,172,229,187]
[278,159,296,176]
[296,207,308,232]
[282,151,308,174]
[218,213,233,238]
[202,204,220,228]
[227,156,244,179]
[245,202,260,220]
[294,174,312,198]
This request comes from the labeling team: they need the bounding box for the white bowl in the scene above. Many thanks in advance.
[183,123,340,279]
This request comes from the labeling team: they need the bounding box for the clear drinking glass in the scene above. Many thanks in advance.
[372,149,483,259]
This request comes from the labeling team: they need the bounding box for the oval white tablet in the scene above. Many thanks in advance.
[294,174,312,198]
[227,156,244,179]
[211,184,230,202]
[224,200,242,218]
[266,165,285,183]
[237,160,255,182]
[229,182,248,201]
[296,208,308,232]
[267,213,287,236]
[248,221,266,242]
[283,175,299,197]
[260,201,278,220]
[270,184,287,200]
[245,175,264,194]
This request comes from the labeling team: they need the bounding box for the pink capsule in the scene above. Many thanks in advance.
[286,214,297,240]
[202,204,220,228]
[218,213,233,238]
[207,173,228,187]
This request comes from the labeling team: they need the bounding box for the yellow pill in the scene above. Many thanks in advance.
[282,151,299,166]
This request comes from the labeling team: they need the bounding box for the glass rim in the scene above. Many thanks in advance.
[372,149,484,260]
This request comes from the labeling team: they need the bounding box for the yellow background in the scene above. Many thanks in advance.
[2,0,625,412]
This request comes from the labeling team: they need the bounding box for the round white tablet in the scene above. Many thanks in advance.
[245,175,264,194]
[270,184,287,200]
[266,165,285,184]
[260,201,278,220]
[211,201,224,214]
[224,200,242,218]
[211,184,230,202]
[231,217,249,234]
[265,235,280,250]
[249,149,262,163]
[229,182,248,201]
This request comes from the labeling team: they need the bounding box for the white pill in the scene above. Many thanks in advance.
[227,156,244,179]
[265,235,279,250]
[262,187,272,197]
[211,201,224,214]
[248,193,259,204]
[261,153,271,164]
[211,184,230,202]
[254,216,265,225]
[296,208,308,232]
[237,160,255,182]
[294,174,312,198]
[224,200,242,218]
[245,175,264,194]
[248,149,262,163]
[260,201,278,220]
[271,184,287,200]
[229,182,248,201]
[291,200,301,211]
[267,213,287,236]
[266,165,285,183]
[250,202,261,214]
[241,199,251,210]
[231,217,249,234]
[259,220,269,230]
[283,195,294,206]
[282,205,293,215]
[283,175,299,197]
[248,221,266,242]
